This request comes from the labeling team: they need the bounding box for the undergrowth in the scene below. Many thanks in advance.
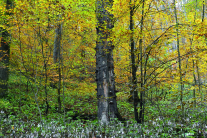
[0,73,207,137]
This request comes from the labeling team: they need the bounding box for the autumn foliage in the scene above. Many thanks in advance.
[1,0,207,121]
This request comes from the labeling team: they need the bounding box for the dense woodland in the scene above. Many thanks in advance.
[0,0,207,137]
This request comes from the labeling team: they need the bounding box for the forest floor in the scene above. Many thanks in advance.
[0,73,207,137]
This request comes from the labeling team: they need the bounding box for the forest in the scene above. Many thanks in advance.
[0,0,207,137]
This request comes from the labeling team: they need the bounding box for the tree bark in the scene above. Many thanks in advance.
[129,0,139,123]
[54,20,62,113]
[0,0,13,98]
[138,0,145,124]
[96,0,122,125]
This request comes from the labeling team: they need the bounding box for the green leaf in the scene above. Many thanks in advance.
[0,132,4,137]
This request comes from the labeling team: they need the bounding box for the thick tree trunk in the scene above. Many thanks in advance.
[0,29,9,98]
[96,0,122,125]
[0,0,12,98]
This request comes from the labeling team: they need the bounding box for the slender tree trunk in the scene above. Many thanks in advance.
[54,21,62,113]
[129,0,139,123]
[203,0,206,99]
[173,0,184,114]
[41,14,51,115]
[43,2,53,115]
[196,60,201,102]
[138,0,145,124]
[96,0,122,125]
[42,39,49,115]
[202,0,205,22]
[199,0,205,103]
[192,57,197,108]
[189,0,198,108]
[0,0,12,98]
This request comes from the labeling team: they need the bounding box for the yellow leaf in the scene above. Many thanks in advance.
[195,19,202,24]
[176,105,181,109]
[0,24,6,29]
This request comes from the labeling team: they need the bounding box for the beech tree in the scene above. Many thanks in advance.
[96,0,122,124]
